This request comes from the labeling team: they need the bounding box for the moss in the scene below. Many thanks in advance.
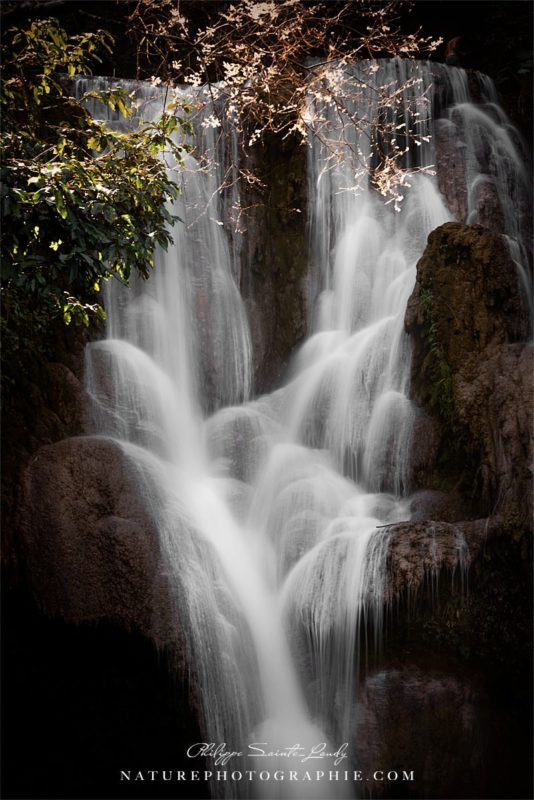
[419,288,454,425]
[417,285,481,503]
[406,222,531,518]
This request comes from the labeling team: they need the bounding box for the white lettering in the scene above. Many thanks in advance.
[302,743,326,762]
[333,743,349,765]
[248,742,267,755]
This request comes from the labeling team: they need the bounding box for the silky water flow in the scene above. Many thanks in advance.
[82,60,530,799]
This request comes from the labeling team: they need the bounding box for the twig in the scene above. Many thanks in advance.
[376,521,409,528]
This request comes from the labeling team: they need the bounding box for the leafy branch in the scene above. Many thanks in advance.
[0,18,192,399]
[1,18,189,329]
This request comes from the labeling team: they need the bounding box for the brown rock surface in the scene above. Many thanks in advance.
[385,517,503,599]
[408,488,468,523]
[17,435,179,648]
[406,222,528,358]
[434,117,468,222]
[240,135,309,391]
[405,221,532,523]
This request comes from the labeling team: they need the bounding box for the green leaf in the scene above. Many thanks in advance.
[54,190,68,219]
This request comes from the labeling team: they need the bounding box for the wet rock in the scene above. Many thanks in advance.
[406,222,528,356]
[17,436,179,649]
[470,176,505,232]
[38,362,87,439]
[240,135,309,391]
[2,353,91,582]
[454,341,533,522]
[385,517,502,599]
[405,222,532,523]
[408,488,467,523]
[434,118,468,222]
[385,515,532,603]
[406,409,441,490]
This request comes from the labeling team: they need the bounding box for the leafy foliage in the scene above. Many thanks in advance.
[1,18,189,357]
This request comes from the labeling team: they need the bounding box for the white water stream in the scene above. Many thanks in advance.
[82,60,530,798]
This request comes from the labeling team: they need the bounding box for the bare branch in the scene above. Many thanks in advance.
[125,1,442,221]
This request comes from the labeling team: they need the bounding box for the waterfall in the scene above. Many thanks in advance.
[81,60,529,798]
[433,65,532,314]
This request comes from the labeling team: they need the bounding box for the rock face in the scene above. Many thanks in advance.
[408,488,467,523]
[405,221,532,526]
[17,435,179,649]
[434,117,468,223]
[1,315,95,583]
[239,134,309,391]
[391,221,533,747]
[386,518,478,599]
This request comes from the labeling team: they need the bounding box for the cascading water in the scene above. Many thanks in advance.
[433,66,532,313]
[81,59,529,799]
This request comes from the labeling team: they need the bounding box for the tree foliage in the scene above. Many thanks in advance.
[0,18,189,348]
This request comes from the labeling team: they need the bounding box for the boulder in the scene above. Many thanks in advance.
[385,517,502,599]
[17,435,179,649]
[406,222,528,362]
[405,221,532,524]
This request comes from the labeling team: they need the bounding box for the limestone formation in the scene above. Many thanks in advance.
[17,435,179,649]
[405,221,532,525]
[385,517,503,599]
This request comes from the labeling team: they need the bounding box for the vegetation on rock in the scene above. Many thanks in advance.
[405,222,532,523]
[0,18,190,388]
